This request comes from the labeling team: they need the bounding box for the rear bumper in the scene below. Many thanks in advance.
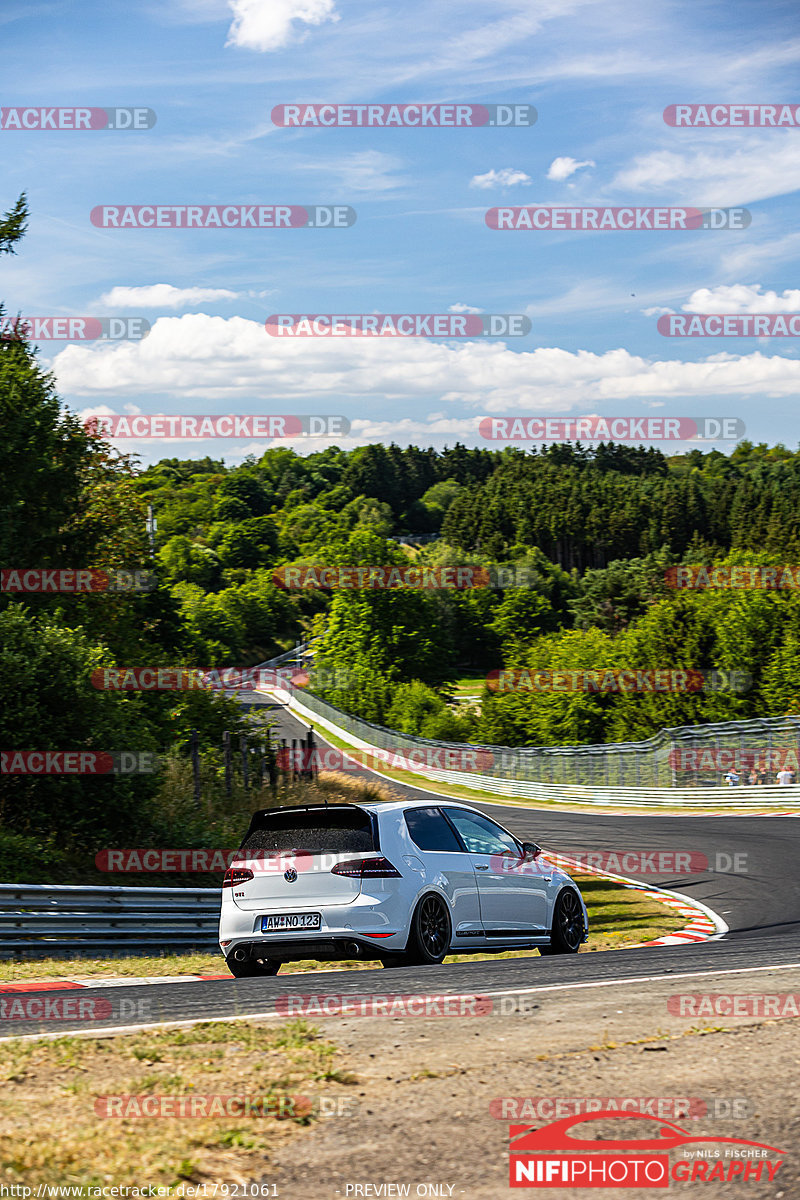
[223,935,396,964]
[219,890,409,961]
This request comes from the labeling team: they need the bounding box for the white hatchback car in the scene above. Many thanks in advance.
[219,799,588,975]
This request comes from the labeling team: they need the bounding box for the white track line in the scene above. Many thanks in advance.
[3,959,800,1043]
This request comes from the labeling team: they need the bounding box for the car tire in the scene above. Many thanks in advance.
[384,892,451,966]
[539,888,584,955]
[226,952,280,977]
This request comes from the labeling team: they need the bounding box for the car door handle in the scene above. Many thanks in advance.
[475,864,489,871]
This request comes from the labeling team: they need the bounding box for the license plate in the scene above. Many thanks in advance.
[261,912,321,932]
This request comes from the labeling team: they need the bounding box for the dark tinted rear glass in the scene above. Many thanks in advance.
[404,807,462,853]
[241,807,376,854]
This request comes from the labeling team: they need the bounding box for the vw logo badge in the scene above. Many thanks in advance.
[284,868,298,883]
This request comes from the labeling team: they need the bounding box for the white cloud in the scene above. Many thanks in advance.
[469,168,532,190]
[449,303,483,314]
[546,156,595,181]
[611,142,800,206]
[352,416,481,441]
[99,285,239,309]
[225,0,339,51]
[524,279,681,318]
[719,232,800,277]
[295,150,403,194]
[161,0,229,21]
[52,314,800,412]
[642,306,673,317]
[682,285,800,314]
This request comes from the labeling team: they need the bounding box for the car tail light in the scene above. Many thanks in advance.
[331,856,401,878]
[223,867,254,888]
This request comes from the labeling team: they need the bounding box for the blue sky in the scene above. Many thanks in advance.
[2,0,800,465]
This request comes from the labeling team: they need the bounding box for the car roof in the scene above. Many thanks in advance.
[248,798,485,820]
[366,797,484,817]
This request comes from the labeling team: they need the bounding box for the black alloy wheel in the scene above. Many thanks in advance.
[540,888,584,955]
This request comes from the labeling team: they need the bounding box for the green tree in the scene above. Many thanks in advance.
[0,193,27,255]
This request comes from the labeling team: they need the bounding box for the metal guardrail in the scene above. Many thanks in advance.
[0,884,221,959]
[253,642,311,671]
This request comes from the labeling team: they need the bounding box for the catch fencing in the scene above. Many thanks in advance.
[268,679,800,807]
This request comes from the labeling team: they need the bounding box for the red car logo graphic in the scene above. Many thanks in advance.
[510,1110,785,1155]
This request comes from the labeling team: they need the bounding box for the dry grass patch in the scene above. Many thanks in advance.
[0,1019,356,1189]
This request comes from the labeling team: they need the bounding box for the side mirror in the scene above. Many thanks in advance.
[521,841,542,860]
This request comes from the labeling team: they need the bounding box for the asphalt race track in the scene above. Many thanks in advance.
[3,698,800,1040]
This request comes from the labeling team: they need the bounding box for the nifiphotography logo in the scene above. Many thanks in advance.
[508,1111,785,1187]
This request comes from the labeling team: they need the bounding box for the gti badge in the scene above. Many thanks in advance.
[284,868,298,883]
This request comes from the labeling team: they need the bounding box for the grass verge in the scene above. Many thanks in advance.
[0,1018,354,1188]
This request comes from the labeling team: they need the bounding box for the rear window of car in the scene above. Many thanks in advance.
[240,807,376,854]
[404,806,463,853]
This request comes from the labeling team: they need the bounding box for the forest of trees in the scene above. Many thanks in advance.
[119,435,800,749]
